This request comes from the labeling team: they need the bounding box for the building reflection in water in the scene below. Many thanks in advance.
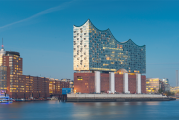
[145,102,160,106]
[72,101,161,119]
[0,101,172,120]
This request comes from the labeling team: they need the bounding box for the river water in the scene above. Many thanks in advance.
[0,100,179,120]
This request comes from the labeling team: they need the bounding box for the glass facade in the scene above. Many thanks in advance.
[146,78,159,93]
[73,20,146,73]
[0,66,7,90]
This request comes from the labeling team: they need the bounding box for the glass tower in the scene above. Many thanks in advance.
[73,20,146,74]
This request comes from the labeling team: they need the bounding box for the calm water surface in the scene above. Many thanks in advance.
[0,100,179,120]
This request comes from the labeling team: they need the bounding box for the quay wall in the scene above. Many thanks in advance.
[66,94,175,102]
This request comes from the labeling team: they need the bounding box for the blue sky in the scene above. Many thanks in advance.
[0,0,179,86]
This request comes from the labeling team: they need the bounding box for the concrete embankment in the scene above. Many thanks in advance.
[67,94,176,102]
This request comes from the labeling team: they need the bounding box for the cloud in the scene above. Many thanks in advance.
[147,63,179,65]
[0,0,74,29]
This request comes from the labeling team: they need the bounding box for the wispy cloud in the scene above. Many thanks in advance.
[147,63,179,65]
[0,0,74,29]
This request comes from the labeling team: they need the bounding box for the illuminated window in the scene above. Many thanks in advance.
[106,57,111,60]
[77,76,83,80]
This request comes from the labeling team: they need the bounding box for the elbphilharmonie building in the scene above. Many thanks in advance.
[73,20,146,94]
[73,19,146,74]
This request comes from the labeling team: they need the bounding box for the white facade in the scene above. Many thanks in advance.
[109,72,115,93]
[73,19,146,73]
[0,48,5,66]
[95,71,100,93]
[123,73,130,93]
[136,74,141,94]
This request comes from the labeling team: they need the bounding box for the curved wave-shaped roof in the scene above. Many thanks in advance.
[74,19,145,47]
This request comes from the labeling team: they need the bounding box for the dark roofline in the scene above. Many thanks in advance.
[5,51,20,57]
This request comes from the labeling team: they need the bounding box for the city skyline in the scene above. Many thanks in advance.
[0,0,179,86]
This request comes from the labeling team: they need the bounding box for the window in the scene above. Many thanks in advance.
[84,33,86,35]
[77,76,83,80]
[84,38,86,40]
[74,36,76,38]
[120,45,123,49]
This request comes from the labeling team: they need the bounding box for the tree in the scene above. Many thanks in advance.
[164,91,175,96]
[158,89,164,94]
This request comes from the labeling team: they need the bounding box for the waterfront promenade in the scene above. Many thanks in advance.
[67,94,175,102]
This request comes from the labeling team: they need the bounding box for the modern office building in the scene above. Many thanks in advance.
[0,43,70,99]
[146,78,171,94]
[146,78,160,93]
[0,44,8,94]
[0,66,8,91]
[73,20,146,94]
[73,19,146,73]
[159,78,170,92]
[0,42,5,66]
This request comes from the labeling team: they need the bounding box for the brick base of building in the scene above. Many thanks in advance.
[74,73,146,94]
